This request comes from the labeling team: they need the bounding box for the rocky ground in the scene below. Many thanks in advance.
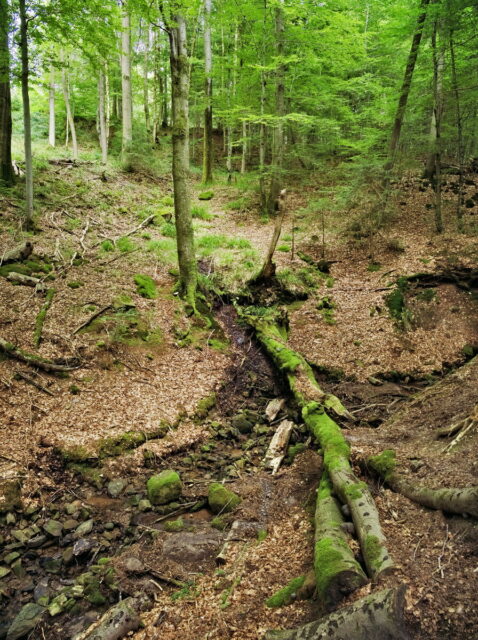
[1,158,478,640]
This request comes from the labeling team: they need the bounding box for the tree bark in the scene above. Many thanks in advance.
[431,21,444,233]
[314,472,367,605]
[19,0,34,228]
[0,337,80,372]
[48,63,55,147]
[98,65,108,164]
[166,9,198,309]
[368,450,478,517]
[254,189,287,282]
[449,29,464,231]
[265,586,409,640]
[61,51,78,160]
[241,120,247,174]
[121,3,133,154]
[202,0,213,184]
[226,25,238,179]
[385,0,430,171]
[143,25,151,133]
[245,315,394,580]
[0,0,13,187]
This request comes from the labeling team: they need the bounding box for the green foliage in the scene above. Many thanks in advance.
[116,237,136,253]
[100,240,114,252]
[266,576,305,608]
[191,204,214,220]
[161,222,177,238]
[134,274,158,299]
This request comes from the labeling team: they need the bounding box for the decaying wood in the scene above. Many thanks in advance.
[1,241,33,264]
[0,337,81,372]
[265,585,409,640]
[440,405,477,453]
[263,419,294,474]
[265,398,286,422]
[73,597,141,640]
[72,304,112,335]
[216,520,260,565]
[33,288,55,347]
[253,189,287,282]
[245,314,393,580]
[314,471,367,605]
[6,272,44,289]
[368,449,478,517]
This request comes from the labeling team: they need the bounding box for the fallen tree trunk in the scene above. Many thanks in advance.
[265,585,409,640]
[368,449,478,517]
[6,272,44,289]
[73,597,141,640]
[244,314,393,580]
[314,472,367,605]
[0,337,80,372]
[263,419,294,474]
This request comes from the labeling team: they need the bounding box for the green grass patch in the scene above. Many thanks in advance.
[191,204,214,221]
[134,274,158,299]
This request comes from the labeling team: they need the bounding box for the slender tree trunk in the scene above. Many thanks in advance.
[19,0,33,228]
[267,0,285,215]
[167,11,197,309]
[226,25,238,179]
[98,65,108,164]
[241,120,247,174]
[48,63,55,148]
[202,0,213,184]
[143,26,151,133]
[259,0,267,212]
[61,52,78,160]
[431,21,444,233]
[449,30,464,231]
[0,0,13,187]
[385,0,430,171]
[121,4,133,154]
[423,108,436,181]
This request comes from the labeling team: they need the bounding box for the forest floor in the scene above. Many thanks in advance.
[0,152,478,640]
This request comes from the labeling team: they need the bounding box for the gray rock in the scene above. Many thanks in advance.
[231,414,253,434]
[43,520,63,538]
[124,557,144,573]
[137,499,152,512]
[74,519,93,538]
[72,538,96,557]
[6,603,45,640]
[27,535,46,549]
[107,479,126,498]
[33,578,51,603]
[162,531,222,569]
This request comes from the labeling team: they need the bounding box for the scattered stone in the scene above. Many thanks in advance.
[62,547,74,564]
[410,459,425,472]
[107,479,126,498]
[137,499,152,512]
[43,520,63,538]
[162,531,222,569]
[104,522,115,530]
[147,470,182,505]
[65,500,82,515]
[74,519,94,538]
[6,602,45,640]
[6,512,16,525]
[27,535,46,549]
[164,517,185,532]
[11,558,26,578]
[73,538,96,557]
[0,566,11,578]
[34,578,50,604]
[124,557,145,573]
[41,556,62,574]
[4,551,20,565]
[63,519,79,531]
[265,398,286,422]
[208,483,241,514]
[231,414,253,434]
[11,529,30,544]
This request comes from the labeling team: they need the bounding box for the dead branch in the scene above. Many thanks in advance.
[6,272,45,290]
[14,370,55,396]
[0,337,81,372]
[71,305,112,335]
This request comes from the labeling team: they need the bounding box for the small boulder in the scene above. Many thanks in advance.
[198,190,214,201]
[231,414,253,434]
[6,602,45,640]
[43,520,63,538]
[107,479,126,498]
[147,470,182,505]
[208,483,241,514]
[74,519,94,538]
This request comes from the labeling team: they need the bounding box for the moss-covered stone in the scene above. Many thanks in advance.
[266,576,306,608]
[208,483,241,514]
[147,470,182,505]
[134,274,158,299]
[287,442,307,464]
[58,445,92,464]
[198,190,214,200]
[163,517,185,532]
[368,449,397,481]
[0,478,23,513]
[195,393,216,419]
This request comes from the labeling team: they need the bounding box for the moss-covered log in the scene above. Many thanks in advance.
[265,585,409,640]
[368,450,478,517]
[314,472,367,605]
[33,288,55,347]
[0,337,80,372]
[245,315,393,579]
[74,597,141,640]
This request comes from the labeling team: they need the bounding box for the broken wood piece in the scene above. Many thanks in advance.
[1,241,33,264]
[72,597,141,640]
[33,288,55,347]
[314,471,367,606]
[368,449,478,517]
[0,337,81,373]
[265,585,410,640]
[14,370,55,396]
[72,304,112,335]
[263,419,294,474]
[265,398,286,422]
[251,189,287,283]
[6,272,44,290]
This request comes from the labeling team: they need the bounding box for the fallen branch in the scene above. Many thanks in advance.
[14,370,55,396]
[33,288,55,347]
[6,272,44,290]
[263,419,294,474]
[72,304,112,335]
[0,337,81,372]
[368,449,478,517]
[265,585,409,640]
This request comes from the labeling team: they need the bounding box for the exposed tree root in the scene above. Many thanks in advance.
[33,288,55,347]
[265,585,410,640]
[244,313,394,582]
[368,449,478,517]
[0,337,81,372]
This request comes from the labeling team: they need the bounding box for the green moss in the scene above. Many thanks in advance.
[257,529,268,542]
[195,393,216,419]
[97,428,168,458]
[266,576,305,608]
[198,190,214,201]
[147,470,182,505]
[343,481,367,501]
[416,288,437,302]
[164,517,185,532]
[211,516,227,531]
[368,449,396,480]
[367,262,381,272]
[314,537,365,599]
[33,288,55,347]
[58,445,92,464]
[287,442,307,464]
[100,240,114,252]
[192,204,213,220]
[69,464,104,489]
[277,244,290,252]
[161,222,177,237]
[363,535,383,568]
[0,263,32,277]
[67,281,83,289]
[134,274,158,299]
[161,195,174,207]
[116,237,136,253]
[208,483,241,514]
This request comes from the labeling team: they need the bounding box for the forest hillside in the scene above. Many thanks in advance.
[0,1,477,639]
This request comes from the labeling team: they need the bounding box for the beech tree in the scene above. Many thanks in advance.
[0,0,13,187]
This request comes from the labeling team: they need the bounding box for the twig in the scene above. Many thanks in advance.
[153,501,199,523]
[144,565,187,588]
[14,370,55,396]
[72,305,112,335]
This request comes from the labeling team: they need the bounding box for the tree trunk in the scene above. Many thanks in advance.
[254,189,287,282]
[202,0,213,184]
[385,0,430,172]
[265,586,409,640]
[98,65,108,164]
[48,63,55,147]
[245,315,394,580]
[121,4,133,154]
[143,26,151,133]
[167,10,197,310]
[368,450,478,517]
[449,30,464,231]
[431,21,444,233]
[226,25,238,179]
[267,0,286,215]
[241,120,247,174]
[61,51,78,160]
[19,0,34,228]
[314,472,367,605]
[0,0,13,187]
